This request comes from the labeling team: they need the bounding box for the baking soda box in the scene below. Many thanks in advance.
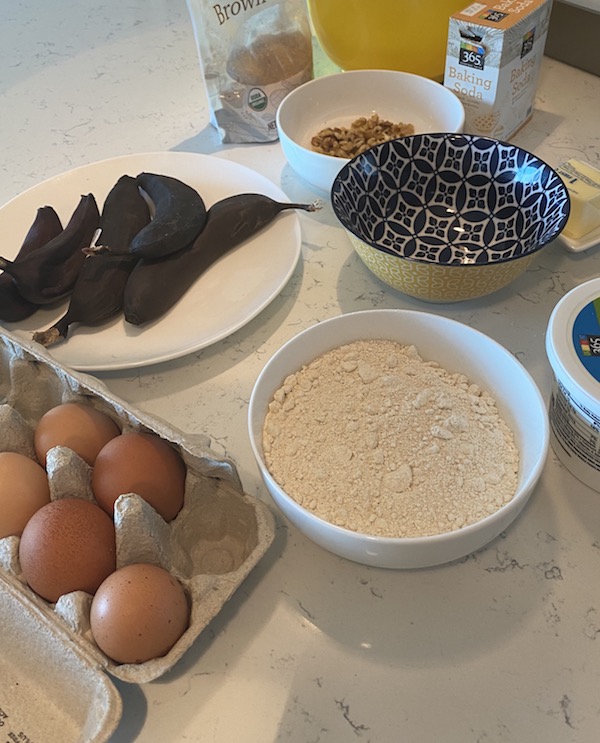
[444,0,552,139]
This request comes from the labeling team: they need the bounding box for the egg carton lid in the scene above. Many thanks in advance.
[1,569,122,742]
[0,327,275,743]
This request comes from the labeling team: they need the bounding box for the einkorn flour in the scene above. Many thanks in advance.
[263,340,519,538]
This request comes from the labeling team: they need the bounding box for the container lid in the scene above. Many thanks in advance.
[0,573,122,743]
[546,277,600,417]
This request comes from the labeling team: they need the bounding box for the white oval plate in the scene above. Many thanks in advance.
[0,152,302,371]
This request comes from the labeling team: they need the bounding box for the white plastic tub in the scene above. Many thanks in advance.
[546,277,600,491]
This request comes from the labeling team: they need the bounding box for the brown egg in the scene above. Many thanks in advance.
[19,497,116,602]
[0,452,51,538]
[91,432,186,521]
[34,401,121,467]
[90,562,190,664]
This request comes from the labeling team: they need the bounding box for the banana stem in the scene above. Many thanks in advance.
[32,326,63,347]
[81,228,108,256]
[288,200,322,212]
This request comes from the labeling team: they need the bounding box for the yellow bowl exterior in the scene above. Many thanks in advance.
[350,236,535,303]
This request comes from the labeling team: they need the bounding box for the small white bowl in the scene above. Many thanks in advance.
[248,310,549,569]
[276,69,465,193]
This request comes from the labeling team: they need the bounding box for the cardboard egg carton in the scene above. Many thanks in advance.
[0,327,275,743]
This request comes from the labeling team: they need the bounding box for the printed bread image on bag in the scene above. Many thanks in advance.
[444,0,552,140]
[186,0,313,144]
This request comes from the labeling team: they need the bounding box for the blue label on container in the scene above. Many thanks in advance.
[572,297,600,384]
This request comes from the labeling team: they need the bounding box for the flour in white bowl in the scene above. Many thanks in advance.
[263,339,519,538]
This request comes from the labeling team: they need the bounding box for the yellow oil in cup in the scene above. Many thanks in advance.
[307,0,464,81]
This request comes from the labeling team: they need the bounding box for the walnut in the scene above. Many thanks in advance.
[310,114,415,158]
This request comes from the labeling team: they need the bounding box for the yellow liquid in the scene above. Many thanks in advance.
[307,0,464,82]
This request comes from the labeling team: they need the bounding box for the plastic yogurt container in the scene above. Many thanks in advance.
[546,278,600,492]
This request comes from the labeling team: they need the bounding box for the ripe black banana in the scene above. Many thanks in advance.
[0,206,63,322]
[124,172,207,260]
[0,194,100,304]
[33,175,150,346]
[124,193,319,326]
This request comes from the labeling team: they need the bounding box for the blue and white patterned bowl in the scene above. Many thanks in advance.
[331,133,570,302]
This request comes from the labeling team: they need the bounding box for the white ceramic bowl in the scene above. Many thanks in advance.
[276,69,465,194]
[248,310,549,569]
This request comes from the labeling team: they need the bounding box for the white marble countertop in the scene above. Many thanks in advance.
[2,1,600,741]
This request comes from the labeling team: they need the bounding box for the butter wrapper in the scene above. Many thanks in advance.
[556,159,600,240]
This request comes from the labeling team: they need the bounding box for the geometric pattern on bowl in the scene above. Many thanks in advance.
[332,133,571,266]
[350,234,537,303]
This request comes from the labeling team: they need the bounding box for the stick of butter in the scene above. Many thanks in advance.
[556,159,600,239]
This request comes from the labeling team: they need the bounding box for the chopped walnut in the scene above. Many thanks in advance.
[310,113,415,158]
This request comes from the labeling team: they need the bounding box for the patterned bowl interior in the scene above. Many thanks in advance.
[331,134,570,266]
